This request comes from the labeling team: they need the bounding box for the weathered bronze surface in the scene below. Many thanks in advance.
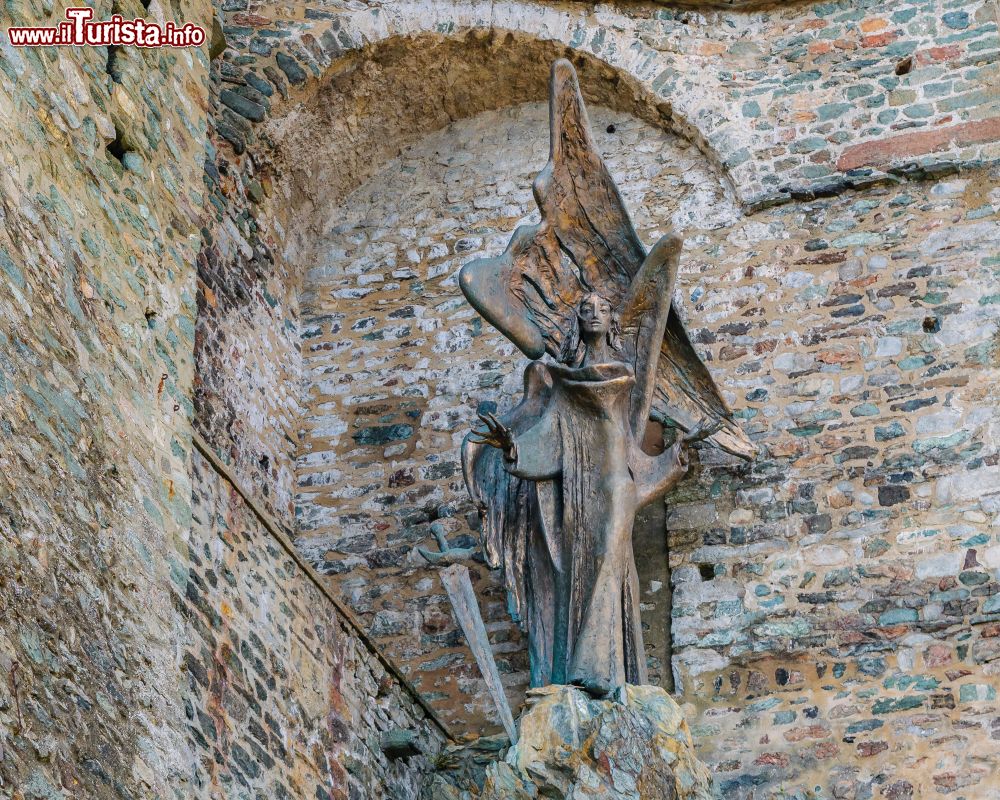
[460,59,753,696]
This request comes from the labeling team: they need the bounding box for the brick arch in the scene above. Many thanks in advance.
[221,3,748,193]
[258,28,739,264]
[215,6,752,260]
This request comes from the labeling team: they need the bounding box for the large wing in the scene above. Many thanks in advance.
[532,58,645,302]
[460,58,755,460]
[458,58,642,360]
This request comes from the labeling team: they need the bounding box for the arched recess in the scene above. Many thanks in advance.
[261,30,740,267]
[196,18,743,535]
[221,28,739,735]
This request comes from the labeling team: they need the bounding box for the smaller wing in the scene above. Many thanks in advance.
[618,233,683,439]
[619,234,755,461]
[653,310,755,461]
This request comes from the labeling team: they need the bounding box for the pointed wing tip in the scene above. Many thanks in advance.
[551,58,578,85]
[713,424,758,462]
[647,232,683,263]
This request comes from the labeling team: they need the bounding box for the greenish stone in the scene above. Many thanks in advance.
[959,683,996,702]
[941,10,969,29]
[846,718,883,734]
[959,570,989,586]
[879,607,918,625]
[23,771,63,800]
[0,247,25,289]
[747,697,781,714]
[790,425,823,437]
[903,103,934,118]
[884,674,939,691]
[913,430,971,454]
[872,695,925,714]
[898,355,934,370]
[817,102,852,121]
[832,231,881,247]
[875,422,905,441]
[790,135,827,154]
[846,85,874,100]
[801,164,832,178]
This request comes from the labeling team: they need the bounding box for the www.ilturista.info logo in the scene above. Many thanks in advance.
[7,7,206,48]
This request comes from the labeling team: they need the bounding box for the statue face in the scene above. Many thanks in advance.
[578,294,613,337]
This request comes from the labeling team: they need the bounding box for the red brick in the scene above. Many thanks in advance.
[862,31,899,48]
[755,752,791,767]
[785,724,830,742]
[858,740,889,757]
[837,117,1000,170]
[231,13,273,26]
[918,44,963,64]
[813,741,840,759]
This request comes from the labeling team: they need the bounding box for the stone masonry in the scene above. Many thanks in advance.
[1,0,999,798]
[0,1,443,798]
[295,101,737,731]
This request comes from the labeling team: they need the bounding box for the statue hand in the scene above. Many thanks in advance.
[470,412,516,461]
[682,418,724,446]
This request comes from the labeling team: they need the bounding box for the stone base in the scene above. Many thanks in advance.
[424,684,712,800]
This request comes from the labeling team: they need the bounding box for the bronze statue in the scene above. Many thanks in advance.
[460,59,753,696]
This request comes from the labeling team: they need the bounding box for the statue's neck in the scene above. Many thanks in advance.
[581,336,610,367]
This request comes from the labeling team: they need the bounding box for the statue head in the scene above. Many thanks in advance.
[578,293,614,339]
[559,292,621,364]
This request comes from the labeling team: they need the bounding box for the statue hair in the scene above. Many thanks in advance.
[558,293,622,365]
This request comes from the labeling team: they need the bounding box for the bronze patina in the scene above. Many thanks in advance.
[460,59,753,696]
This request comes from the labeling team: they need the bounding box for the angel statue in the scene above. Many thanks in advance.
[459,59,754,697]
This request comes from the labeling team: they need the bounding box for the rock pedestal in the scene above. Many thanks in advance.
[425,684,712,799]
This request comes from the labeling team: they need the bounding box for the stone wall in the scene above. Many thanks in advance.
[0,0,212,795]
[218,0,1000,209]
[195,67,303,528]
[184,451,444,799]
[192,8,449,796]
[214,1,998,795]
[669,167,1000,799]
[0,1,444,798]
[294,87,1000,797]
[2,0,999,797]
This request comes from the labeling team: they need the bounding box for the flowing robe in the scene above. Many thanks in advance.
[468,360,688,695]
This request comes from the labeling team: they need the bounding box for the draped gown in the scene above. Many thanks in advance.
[463,359,689,695]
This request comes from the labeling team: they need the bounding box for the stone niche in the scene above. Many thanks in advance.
[293,98,737,734]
